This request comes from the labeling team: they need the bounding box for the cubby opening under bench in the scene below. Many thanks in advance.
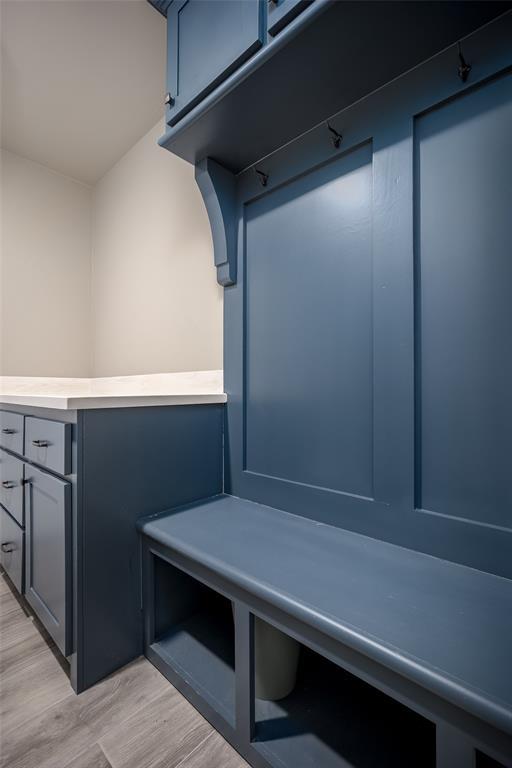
[139,495,512,768]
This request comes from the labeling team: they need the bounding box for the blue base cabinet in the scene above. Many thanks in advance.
[0,403,223,693]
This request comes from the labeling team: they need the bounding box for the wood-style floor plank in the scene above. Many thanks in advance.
[0,574,11,595]
[100,688,213,768]
[176,730,250,768]
[0,573,246,768]
[0,588,22,619]
[0,619,51,676]
[0,644,74,736]
[1,693,94,768]
[62,743,113,768]
[0,610,34,653]
[74,657,171,741]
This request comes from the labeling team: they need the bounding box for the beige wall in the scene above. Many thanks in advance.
[90,121,222,376]
[0,149,92,376]
[0,121,223,378]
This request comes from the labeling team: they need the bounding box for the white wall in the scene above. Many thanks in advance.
[0,122,222,378]
[90,121,222,377]
[0,149,92,376]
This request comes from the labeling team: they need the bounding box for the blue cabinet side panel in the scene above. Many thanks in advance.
[416,71,512,529]
[78,405,223,690]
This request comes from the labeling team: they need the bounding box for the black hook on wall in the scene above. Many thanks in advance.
[255,168,269,187]
[457,42,471,83]
[327,123,343,149]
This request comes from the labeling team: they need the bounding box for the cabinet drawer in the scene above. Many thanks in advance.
[0,505,24,594]
[0,411,24,455]
[267,0,313,36]
[166,0,263,125]
[24,417,71,476]
[25,465,71,655]
[0,449,25,526]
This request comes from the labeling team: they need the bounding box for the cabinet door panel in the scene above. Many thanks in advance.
[25,465,71,656]
[166,0,262,125]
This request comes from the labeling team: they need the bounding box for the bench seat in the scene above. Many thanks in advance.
[139,493,512,739]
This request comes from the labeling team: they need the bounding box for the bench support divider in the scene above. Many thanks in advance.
[235,603,255,744]
[436,722,475,768]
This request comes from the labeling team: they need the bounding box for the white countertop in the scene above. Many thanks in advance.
[0,371,227,410]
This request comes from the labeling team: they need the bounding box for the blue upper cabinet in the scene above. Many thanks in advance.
[267,0,312,37]
[165,0,263,126]
[148,1,509,171]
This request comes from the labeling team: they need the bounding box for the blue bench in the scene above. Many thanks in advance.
[139,494,512,768]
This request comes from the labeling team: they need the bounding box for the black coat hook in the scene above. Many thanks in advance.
[457,42,471,83]
[255,168,269,187]
[327,123,342,149]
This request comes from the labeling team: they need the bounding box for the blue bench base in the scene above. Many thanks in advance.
[139,494,512,768]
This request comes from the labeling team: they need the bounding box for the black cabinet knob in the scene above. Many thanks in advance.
[1,481,15,489]
[1,542,15,553]
[164,92,174,107]
[1,428,15,435]
[32,439,49,448]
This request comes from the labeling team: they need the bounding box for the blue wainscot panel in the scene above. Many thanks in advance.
[244,143,374,499]
[416,70,512,529]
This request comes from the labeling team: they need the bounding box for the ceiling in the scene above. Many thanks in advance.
[0,0,166,184]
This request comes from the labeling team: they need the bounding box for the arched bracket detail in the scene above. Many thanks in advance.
[195,158,237,287]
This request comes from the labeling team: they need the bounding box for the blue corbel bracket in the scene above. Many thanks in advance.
[146,0,172,17]
[195,158,237,287]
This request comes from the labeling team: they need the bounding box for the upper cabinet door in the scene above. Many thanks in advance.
[267,0,313,37]
[166,0,263,126]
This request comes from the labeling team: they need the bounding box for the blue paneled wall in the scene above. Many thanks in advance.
[222,17,512,579]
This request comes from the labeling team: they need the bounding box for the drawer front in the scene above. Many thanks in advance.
[166,0,263,125]
[0,505,24,593]
[0,449,25,526]
[0,411,24,455]
[25,464,71,655]
[25,417,71,476]
[267,0,313,36]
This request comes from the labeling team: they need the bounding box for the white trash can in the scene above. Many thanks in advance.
[254,617,300,701]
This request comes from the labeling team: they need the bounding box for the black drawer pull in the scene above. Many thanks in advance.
[1,428,15,435]
[1,481,15,489]
[1,542,15,553]
[32,439,49,448]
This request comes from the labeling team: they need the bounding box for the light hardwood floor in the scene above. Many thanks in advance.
[0,572,248,768]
